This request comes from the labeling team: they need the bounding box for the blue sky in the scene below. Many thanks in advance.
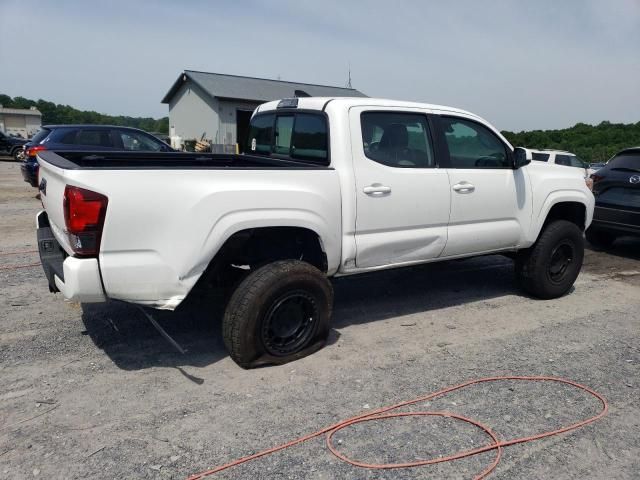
[1,0,639,131]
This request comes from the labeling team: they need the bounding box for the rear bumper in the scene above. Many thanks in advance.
[591,205,640,236]
[37,211,106,302]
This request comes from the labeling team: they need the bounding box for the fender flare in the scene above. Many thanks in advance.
[528,190,593,243]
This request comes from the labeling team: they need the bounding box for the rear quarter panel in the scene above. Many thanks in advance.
[52,167,342,309]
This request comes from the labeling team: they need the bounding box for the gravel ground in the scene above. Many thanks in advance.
[1,158,639,480]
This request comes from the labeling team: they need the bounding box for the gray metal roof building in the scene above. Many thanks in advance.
[161,70,366,150]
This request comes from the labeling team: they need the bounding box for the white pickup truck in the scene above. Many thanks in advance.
[35,97,594,368]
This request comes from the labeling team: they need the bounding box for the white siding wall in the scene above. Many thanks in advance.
[168,81,219,141]
[26,115,42,137]
[0,114,41,138]
[217,99,261,145]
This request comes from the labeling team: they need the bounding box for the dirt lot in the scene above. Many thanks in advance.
[1,158,639,479]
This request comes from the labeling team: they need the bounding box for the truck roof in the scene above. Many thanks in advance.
[255,97,481,119]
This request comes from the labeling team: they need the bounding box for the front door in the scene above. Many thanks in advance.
[351,108,451,268]
[436,115,530,257]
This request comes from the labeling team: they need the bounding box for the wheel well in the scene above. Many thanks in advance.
[543,202,586,231]
[183,227,328,310]
[210,226,327,275]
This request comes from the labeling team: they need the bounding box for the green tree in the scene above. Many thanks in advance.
[0,93,169,134]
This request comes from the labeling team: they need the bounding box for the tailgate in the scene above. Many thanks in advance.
[37,152,74,254]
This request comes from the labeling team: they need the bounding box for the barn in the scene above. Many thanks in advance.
[161,70,366,152]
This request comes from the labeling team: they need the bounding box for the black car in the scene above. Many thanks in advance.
[0,130,28,160]
[20,125,173,187]
[587,147,640,247]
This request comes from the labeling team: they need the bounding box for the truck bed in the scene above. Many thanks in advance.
[38,150,332,170]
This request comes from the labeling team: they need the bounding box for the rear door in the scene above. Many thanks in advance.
[350,107,451,268]
[434,114,530,257]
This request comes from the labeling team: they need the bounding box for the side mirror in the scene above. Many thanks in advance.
[513,147,531,169]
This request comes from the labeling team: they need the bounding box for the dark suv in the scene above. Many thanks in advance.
[587,147,640,247]
[21,125,173,186]
[0,130,28,160]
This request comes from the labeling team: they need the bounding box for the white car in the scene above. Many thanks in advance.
[35,97,595,367]
[526,148,593,177]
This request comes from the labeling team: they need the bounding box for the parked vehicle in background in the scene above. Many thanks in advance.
[589,162,606,172]
[20,125,174,186]
[35,97,594,368]
[587,147,640,247]
[0,130,28,160]
[527,148,593,177]
[150,132,171,144]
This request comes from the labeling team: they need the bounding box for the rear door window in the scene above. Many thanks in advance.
[360,112,435,168]
[76,130,114,148]
[58,130,78,144]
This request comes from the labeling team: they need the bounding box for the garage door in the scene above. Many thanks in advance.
[4,115,27,129]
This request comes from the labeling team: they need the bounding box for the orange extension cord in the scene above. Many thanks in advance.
[0,262,40,271]
[0,249,38,256]
[186,376,608,480]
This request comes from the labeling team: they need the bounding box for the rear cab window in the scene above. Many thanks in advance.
[247,111,329,165]
[532,152,550,162]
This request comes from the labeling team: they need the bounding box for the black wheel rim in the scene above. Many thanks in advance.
[548,241,574,284]
[261,290,318,356]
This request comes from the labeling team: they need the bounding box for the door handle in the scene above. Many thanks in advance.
[452,182,475,194]
[363,184,392,196]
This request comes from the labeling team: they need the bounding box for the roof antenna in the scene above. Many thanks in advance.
[346,62,353,89]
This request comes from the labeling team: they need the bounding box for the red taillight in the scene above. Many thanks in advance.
[591,174,603,184]
[63,185,108,256]
[27,144,47,157]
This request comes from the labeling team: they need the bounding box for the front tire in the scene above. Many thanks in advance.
[515,220,584,299]
[222,260,333,368]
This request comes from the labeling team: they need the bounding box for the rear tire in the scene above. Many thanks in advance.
[585,228,616,249]
[515,220,584,299]
[222,260,333,368]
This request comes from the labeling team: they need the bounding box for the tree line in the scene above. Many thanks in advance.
[502,121,640,163]
[0,94,169,134]
[2,93,638,162]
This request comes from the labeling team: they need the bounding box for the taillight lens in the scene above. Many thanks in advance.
[27,144,47,158]
[63,185,108,256]
[590,174,603,194]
